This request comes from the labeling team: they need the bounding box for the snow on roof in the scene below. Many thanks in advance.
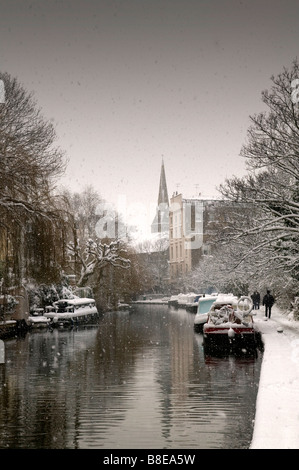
[214,293,238,304]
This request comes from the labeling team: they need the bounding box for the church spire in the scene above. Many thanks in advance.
[151,159,169,234]
[158,158,169,206]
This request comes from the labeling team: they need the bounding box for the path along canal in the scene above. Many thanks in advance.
[0,304,262,449]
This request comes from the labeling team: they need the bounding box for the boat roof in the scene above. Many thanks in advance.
[213,294,238,304]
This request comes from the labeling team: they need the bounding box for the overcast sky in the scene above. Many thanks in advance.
[1,0,299,240]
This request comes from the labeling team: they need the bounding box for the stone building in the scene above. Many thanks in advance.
[169,192,226,282]
[149,160,231,285]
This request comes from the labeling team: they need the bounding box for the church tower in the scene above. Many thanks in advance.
[151,159,169,233]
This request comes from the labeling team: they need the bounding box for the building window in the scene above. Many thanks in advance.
[191,203,195,231]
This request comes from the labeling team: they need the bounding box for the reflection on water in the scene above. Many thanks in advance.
[0,305,262,449]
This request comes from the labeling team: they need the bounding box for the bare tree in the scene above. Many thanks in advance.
[0,72,67,284]
[61,185,103,242]
[68,238,131,287]
[219,60,299,290]
[0,73,66,217]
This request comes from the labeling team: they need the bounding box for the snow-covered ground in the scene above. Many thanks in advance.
[251,305,299,449]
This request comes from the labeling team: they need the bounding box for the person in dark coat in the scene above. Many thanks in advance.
[263,290,275,318]
[251,290,260,310]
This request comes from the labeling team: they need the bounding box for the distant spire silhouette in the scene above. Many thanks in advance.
[158,158,169,206]
[151,159,169,233]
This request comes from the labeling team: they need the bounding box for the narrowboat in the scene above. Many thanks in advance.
[28,311,51,329]
[168,295,179,308]
[194,295,218,332]
[202,295,257,353]
[185,294,202,313]
[46,297,99,327]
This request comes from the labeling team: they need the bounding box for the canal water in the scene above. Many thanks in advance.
[0,304,262,449]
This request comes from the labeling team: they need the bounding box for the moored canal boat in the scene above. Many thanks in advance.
[194,294,218,332]
[203,295,257,353]
[0,320,18,338]
[185,294,202,313]
[28,310,51,329]
[168,295,179,308]
[46,297,99,327]
[177,293,189,308]
[117,302,132,311]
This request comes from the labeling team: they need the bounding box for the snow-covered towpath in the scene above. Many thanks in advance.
[251,305,299,449]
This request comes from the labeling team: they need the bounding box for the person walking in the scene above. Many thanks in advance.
[251,290,260,310]
[263,290,275,318]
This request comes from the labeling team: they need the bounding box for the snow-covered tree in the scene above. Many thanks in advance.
[219,60,299,298]
[68,238,131,287]
[0,72,67,285]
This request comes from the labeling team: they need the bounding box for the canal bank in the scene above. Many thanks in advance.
[251,306,299,449]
